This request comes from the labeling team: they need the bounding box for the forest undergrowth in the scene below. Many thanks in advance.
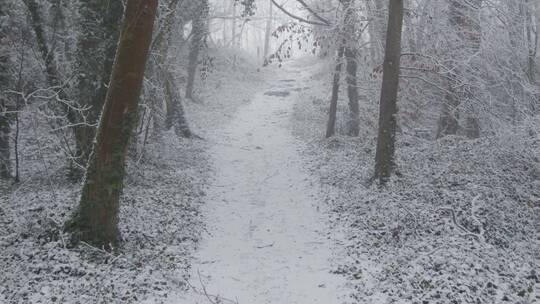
[292,58,540,304]
[0,49,264,304]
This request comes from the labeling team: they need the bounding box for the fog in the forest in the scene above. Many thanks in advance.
[0,0,538,303]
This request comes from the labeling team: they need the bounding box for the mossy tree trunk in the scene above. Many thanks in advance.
[66,0,158,249]
[374,0,404,184]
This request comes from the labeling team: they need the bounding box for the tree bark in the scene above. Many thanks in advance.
[185,0,209,100]
[374,0,404,184]
[72,0,124,178]
[66,0,158,249]
[325,41,346,138]
[345,47,360,137]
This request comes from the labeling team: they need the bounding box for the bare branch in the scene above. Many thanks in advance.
[271,0,330,27]
[294,0,331,26]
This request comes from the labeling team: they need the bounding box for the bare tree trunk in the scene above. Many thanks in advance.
[232,1,238,46]
[437,86,460,138]
[0,2,11,179]
[222,1,228,45]
[0,110,10,179]
[374,0,404,184]
[263,0,273,58]
[185,0,209,100]
[155,0,193,138]
[326,41,346,138]
[438,0,483,138]
[0,104,10,179]
[345,47,360,136]
[24,0,75,121]
[66,0,157,249]
[526,0,536,83]
[368,0,386,65]
[464,0,483,138]
[24,0,83,173]
[0,78,10,179]
[366,0,378,64]
[535,0,540,109]
[342,0,360,136]
[72,0,124,179]
[164,73,192,137]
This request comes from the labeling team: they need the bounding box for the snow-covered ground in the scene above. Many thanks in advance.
[2,52,538,304]
[0,50,268,304]
[291,57,540,304]
[170,65,351,304]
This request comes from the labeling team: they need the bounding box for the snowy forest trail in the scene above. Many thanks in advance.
[174,65,350,304]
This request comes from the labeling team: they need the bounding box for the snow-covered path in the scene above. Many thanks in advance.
[176,67,349,304]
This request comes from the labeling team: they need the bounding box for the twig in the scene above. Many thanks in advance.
[399,203,420,237]
[271,0,330,27]
[255,242,275,249]
[438,207,484,242]
[186,269,240,304]
[294,0,331,25]
[470,194,485,242]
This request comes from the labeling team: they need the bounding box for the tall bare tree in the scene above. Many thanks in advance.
[374,0,404,184]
